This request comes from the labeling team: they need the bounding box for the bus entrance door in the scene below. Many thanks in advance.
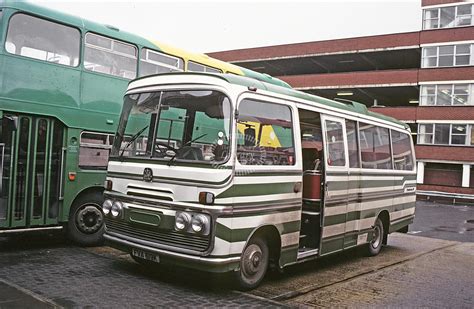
[0,114,63,230]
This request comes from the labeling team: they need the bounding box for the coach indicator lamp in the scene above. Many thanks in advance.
[104,73,416,290]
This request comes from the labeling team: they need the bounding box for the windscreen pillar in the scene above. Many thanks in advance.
[417,161,425,184]
[462,164,471,188]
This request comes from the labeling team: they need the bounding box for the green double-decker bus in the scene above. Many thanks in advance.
[0,0,290,245]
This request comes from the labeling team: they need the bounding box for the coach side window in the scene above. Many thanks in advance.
[84,33,137,79]
[324,120,346,167]
[359,123,392,169]
[237,99,295,166]
[345,120,360,168]
[5,13,80,66]
[391,130,414,171]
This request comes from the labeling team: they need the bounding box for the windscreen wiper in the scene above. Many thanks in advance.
[167,133,208,166]
[119,125,149,158]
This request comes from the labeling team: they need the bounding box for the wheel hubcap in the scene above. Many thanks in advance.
[242,244,263,276]
[371,225,381,248]
[77,205,103,234]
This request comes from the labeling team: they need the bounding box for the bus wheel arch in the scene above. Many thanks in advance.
[67,187,105,246]
[235,225,281,290]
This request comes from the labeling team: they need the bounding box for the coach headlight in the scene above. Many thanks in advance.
[175,212,192,231]
[111,201,123,218]
[102,199,113,215]
[191,214,210,235]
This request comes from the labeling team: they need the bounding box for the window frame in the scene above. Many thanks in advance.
[235,94,299,170]
[423,4,474,30]
[420,84,473,106]
[79,131,114,169]
[4,12,81,68]
[417,123,473,146]
[139,48,184,77]
[421,43,474,68]
[83,32,138,79]
[321,115,349,170]
[187,60,222,73]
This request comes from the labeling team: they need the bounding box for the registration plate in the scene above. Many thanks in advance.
[131,248,160,263]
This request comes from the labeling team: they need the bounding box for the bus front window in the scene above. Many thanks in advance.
[111,90,231,164]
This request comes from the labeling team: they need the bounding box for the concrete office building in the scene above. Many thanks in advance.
[209,0,474,203]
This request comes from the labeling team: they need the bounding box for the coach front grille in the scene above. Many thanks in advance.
[105,218,210,252]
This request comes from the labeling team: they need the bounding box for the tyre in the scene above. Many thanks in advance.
[367,217,384,256]
[67,191,105,246]
[235,236,269,290]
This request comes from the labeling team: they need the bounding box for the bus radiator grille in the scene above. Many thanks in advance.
[105,218,210,252]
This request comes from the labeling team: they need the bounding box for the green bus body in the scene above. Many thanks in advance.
[103,73,416,289]
[0,0,289,244]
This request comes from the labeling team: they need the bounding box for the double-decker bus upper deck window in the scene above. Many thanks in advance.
[237,99,295,166]
[139,48,184,77]
[84,33,137,79]
[188,61,222,73]
[5,13,80,66]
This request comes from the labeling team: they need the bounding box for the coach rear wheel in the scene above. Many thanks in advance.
[367,217,384,256]
[235,236,269,290]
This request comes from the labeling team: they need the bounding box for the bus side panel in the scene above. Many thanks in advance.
[213,173,302,268]
[389,173,417,232]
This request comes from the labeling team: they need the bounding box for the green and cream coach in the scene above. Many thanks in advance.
[102,72,416,289]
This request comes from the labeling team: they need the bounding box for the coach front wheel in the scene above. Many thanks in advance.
[235,236,269,290]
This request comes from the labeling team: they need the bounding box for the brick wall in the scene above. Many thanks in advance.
[370,106,474,121]
[416,146,474,162]
[208,32,421,62]
[422,0,462,7]
[278,70,418,89]
[424,165,462,186]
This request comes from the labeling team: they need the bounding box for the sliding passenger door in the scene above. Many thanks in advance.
[320,115,349,254]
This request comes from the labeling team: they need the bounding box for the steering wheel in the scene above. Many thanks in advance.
[154,142,177,156]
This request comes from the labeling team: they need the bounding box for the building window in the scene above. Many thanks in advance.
[420,84,473,106]
[421,44,473,68]
[418,123,473,146]
[84,33,137,79]
[187,61,222,73]
[423,4,473,30]
[139,48,183,77]
[5,13,80,66]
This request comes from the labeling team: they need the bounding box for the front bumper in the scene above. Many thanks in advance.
[105,233,240,273]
